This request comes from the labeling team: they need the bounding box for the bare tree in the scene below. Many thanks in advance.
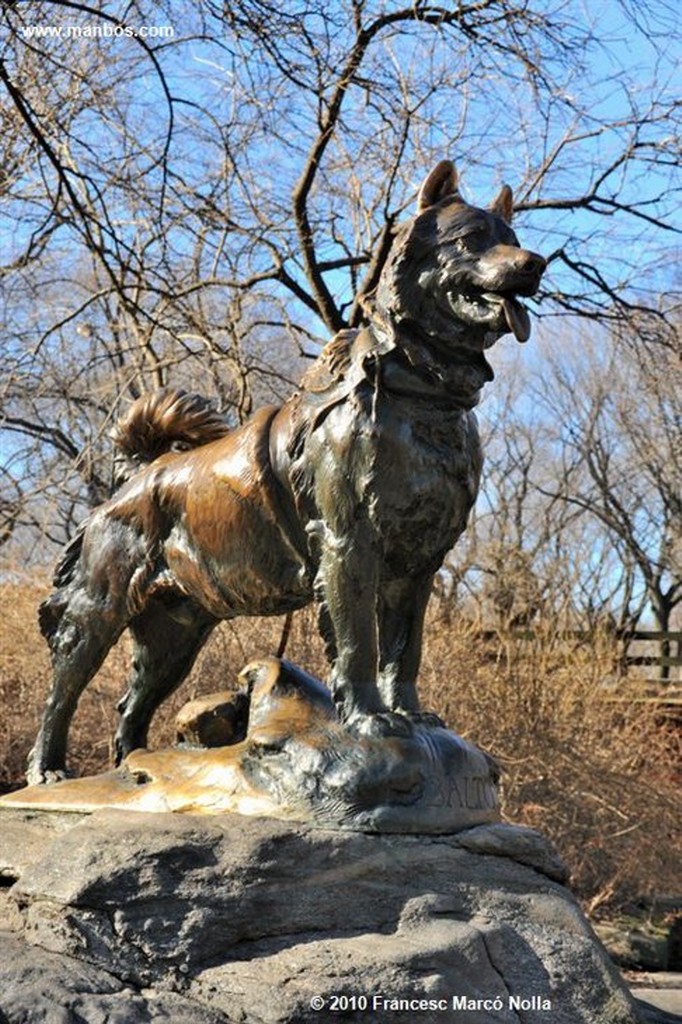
[0,0,679,561]
[529,324,682,672]
[440,346,648,632]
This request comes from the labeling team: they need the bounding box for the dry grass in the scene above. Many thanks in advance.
[419,607,681,916]
[0,576,679,917]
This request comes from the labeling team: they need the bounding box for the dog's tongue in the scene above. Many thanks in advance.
[501,296,531,342]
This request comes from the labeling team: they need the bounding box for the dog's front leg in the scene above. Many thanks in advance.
[312,516,386,724]
[377,572,433,713]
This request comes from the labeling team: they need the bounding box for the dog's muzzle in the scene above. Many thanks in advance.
[470,248,546,343]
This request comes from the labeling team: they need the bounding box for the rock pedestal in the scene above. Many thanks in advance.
[0,809,647,1024]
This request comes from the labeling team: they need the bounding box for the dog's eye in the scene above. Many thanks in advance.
[460,230,489,251]
[441,231,487,257]
[443,238,470,255]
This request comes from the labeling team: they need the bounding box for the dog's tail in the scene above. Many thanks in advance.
[111,388,231,484]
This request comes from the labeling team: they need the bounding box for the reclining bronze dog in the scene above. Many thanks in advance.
[29,160,545,784]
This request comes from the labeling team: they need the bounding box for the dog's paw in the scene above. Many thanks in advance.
[401,709,447,730]
[344,710,415,739]
[25,765,70,786]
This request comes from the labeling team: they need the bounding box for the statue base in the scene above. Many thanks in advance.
[0,658,499,833]
[0,809,643,1023]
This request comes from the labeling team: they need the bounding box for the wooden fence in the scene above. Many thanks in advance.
[477,628,682,705]
[622,630,682,683]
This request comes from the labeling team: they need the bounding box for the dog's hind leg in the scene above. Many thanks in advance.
[114,599,217,764]
[28,584,129,785]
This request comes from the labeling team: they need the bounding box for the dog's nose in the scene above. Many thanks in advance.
[518,250,546,294]
[522,250,546,277]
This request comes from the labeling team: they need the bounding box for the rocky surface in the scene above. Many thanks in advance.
[0,808,656,1023]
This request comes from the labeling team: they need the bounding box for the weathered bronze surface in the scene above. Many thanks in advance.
[5,658,499,832]
[27,159,545,788]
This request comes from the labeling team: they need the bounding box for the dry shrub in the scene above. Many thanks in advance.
[0,577,678,916]
[0,577,53,787]
[419,605,681,915]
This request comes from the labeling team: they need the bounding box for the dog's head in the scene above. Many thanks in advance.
[373,160,546,351]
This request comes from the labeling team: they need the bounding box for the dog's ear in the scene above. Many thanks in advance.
[490,184,514,224]
[418,160,459,210]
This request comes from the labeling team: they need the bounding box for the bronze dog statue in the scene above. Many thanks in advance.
[29,160,545,784]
